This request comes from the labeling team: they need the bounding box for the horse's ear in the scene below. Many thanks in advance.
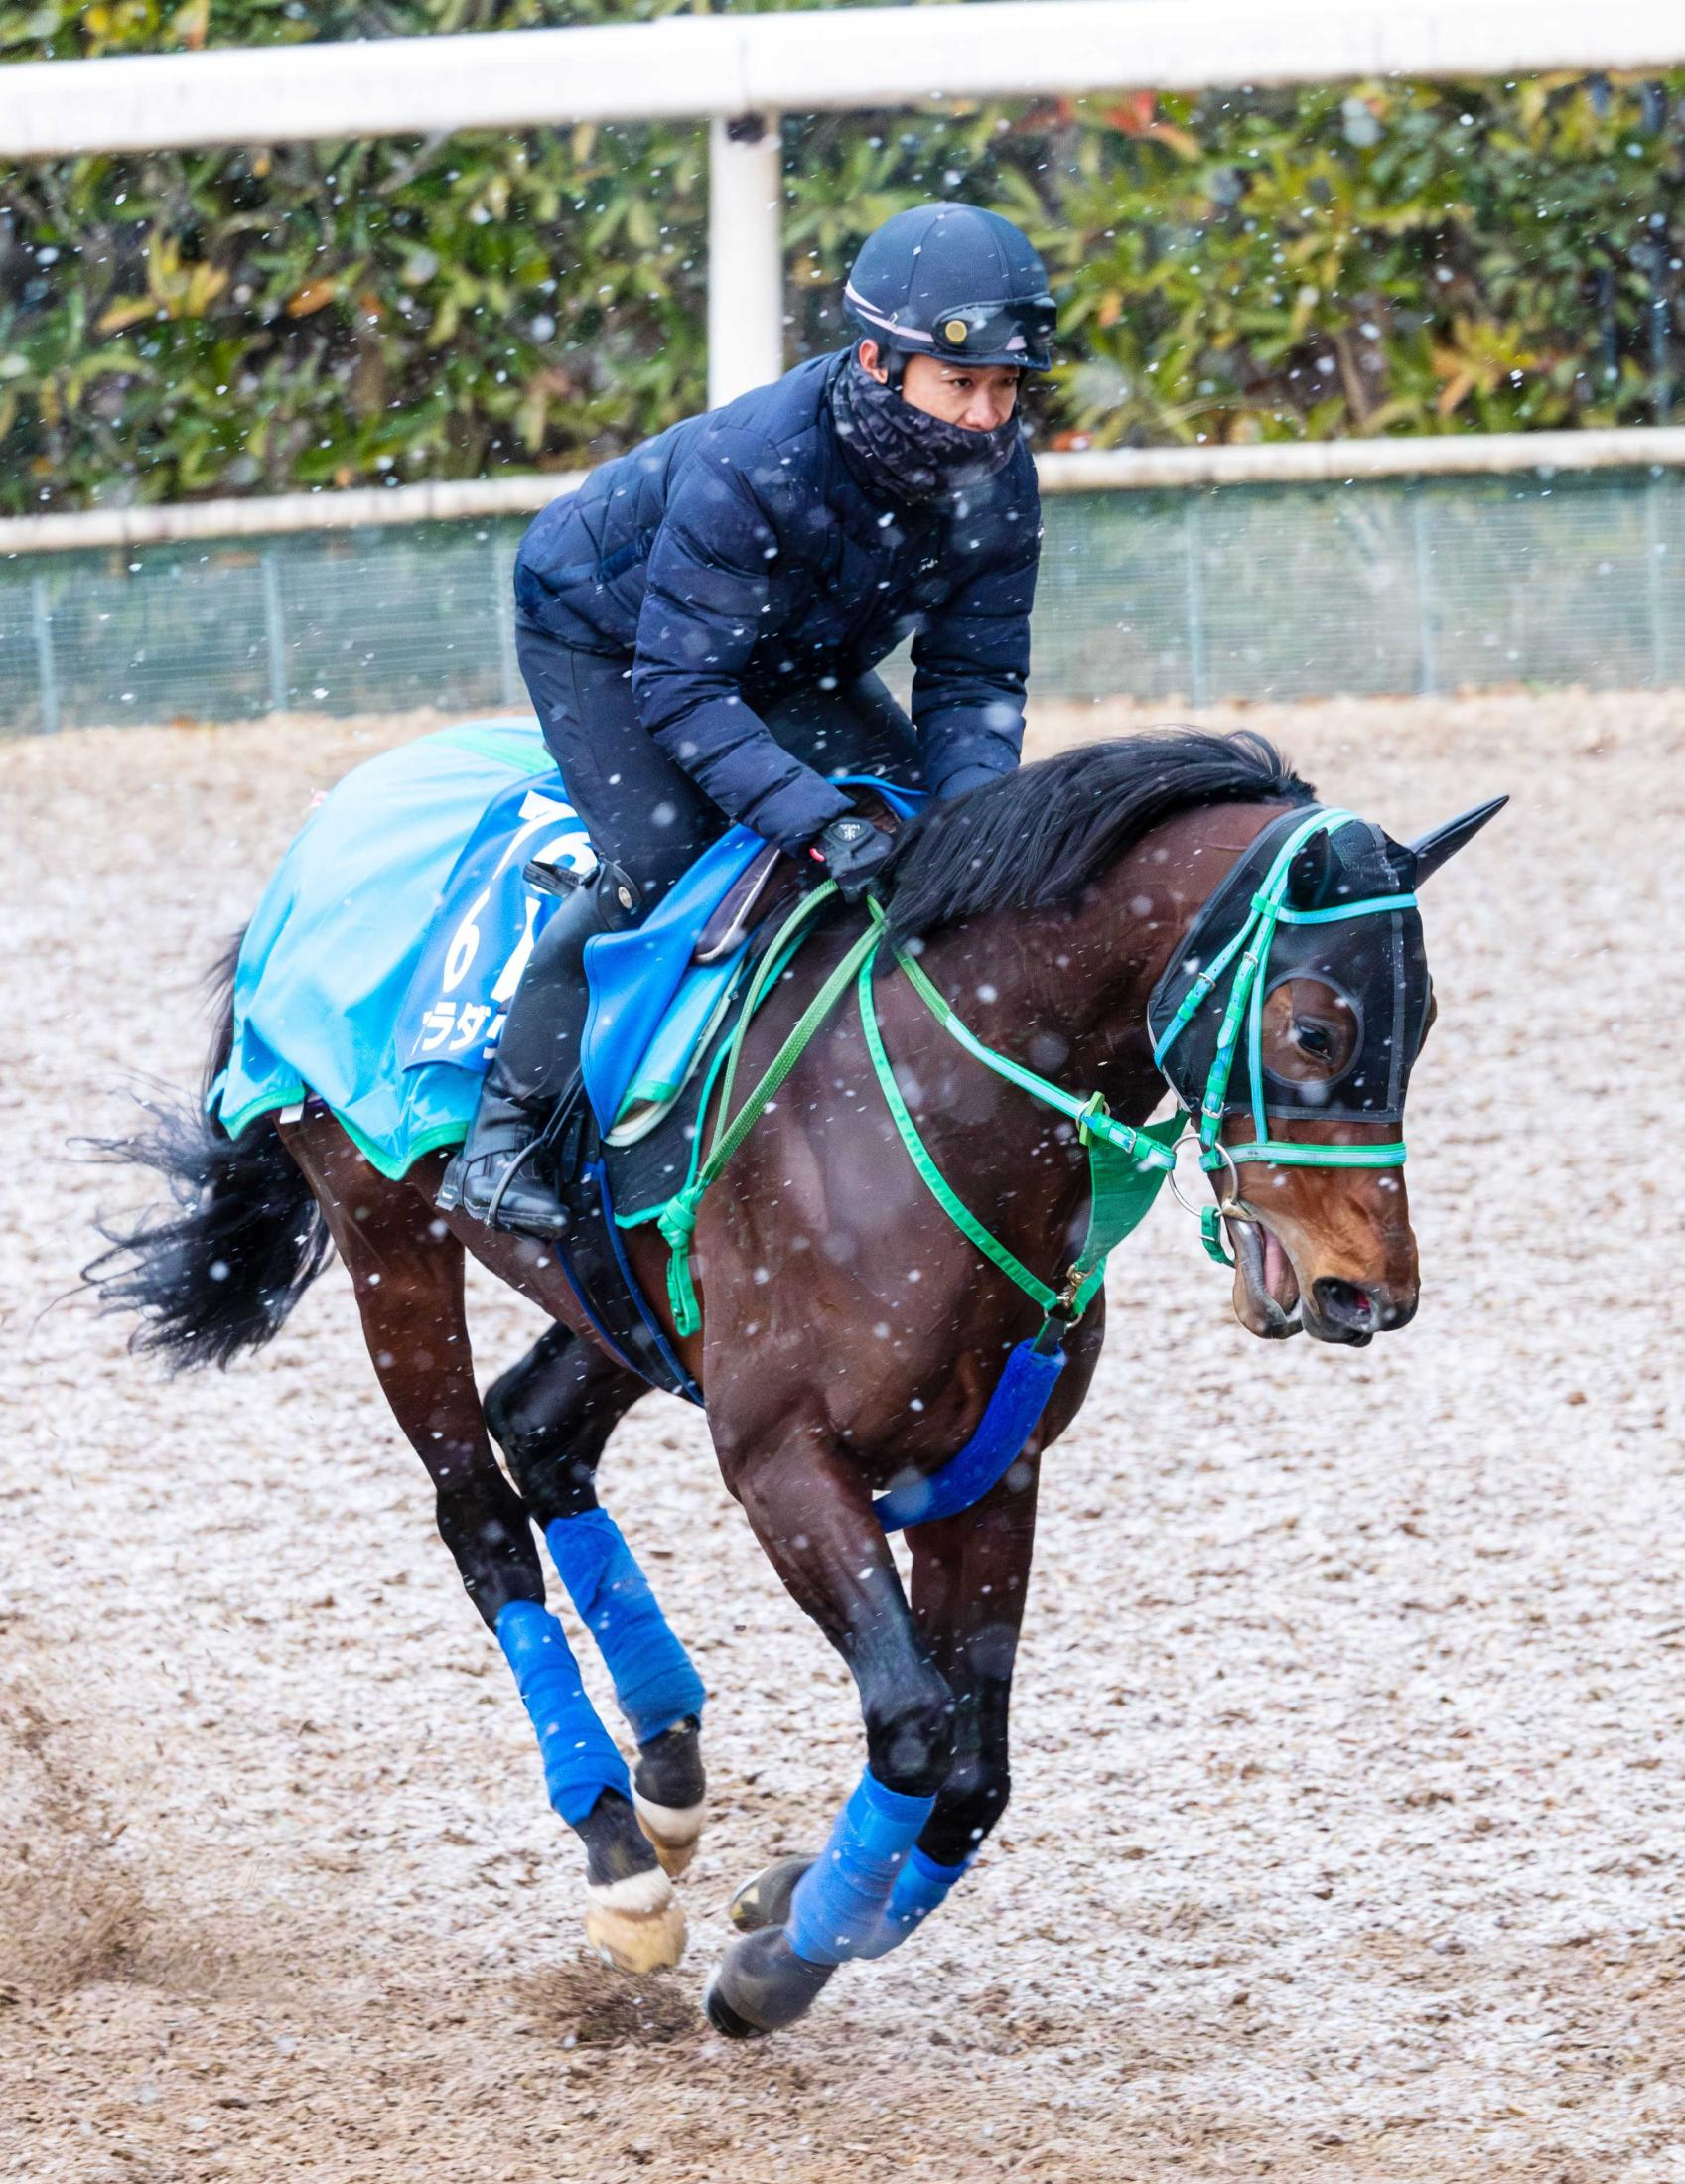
[1286,828,1338,911]
[1407,794,1509,886]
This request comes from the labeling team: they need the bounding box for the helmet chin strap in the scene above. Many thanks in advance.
[862,338,909,393]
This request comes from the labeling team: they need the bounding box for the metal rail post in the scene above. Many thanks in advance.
[1182,496,1208,704]
[29,574,60,733]
[1645,472,1670,686]
[260,550,288,711]
[491,532,520,706]
[1411,492,1438,697]
[708,111,783,409]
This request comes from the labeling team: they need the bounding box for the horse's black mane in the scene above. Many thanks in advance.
[885,728,1315,941]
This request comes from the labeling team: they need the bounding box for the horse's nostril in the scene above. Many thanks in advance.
[1313,1277,1376,1330]
[1312,1278,1418,1333]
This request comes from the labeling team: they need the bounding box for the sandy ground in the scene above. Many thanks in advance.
[1,688,1682,2184]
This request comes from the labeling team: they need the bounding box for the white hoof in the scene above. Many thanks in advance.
[584,1867,687,1973]
[633,1788,707,1879]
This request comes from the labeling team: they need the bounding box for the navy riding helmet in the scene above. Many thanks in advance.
[844,204,1057,376]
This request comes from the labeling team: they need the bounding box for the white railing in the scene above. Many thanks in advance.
[5,0,1678,153]
[4,0,1681,404]
[6,427,1685,557]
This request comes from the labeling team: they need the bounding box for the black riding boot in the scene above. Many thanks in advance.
[437,861,639,1237]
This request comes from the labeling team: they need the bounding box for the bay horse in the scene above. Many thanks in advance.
[88,728,1501,2037]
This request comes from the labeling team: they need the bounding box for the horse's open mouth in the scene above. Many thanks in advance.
[1230,1211,1302,1339]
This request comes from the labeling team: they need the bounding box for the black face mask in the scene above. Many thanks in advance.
[1147,809,1431,1133]
[829,352,1021,506]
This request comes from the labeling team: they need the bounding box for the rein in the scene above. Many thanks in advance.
[857,897,1178,1334]
[655,881,1177,1348]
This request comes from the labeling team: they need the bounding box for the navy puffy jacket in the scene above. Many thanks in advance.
[513,349,1042,852]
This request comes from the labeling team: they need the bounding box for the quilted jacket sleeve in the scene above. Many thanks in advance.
[909,454,1042,799]
[631,427,854,853]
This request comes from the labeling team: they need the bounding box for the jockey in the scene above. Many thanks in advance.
[439,202,1055,1237]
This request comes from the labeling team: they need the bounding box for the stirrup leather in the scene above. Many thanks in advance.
[480,1079,588,1232]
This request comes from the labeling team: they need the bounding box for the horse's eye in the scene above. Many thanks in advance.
[1262,980,1357,1084]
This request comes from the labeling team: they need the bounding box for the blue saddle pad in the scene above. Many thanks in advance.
[212,717,917,1179]
[214,721,579,1173]
[577,770,922,1130]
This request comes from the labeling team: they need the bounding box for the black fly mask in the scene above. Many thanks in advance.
[1148,807,1432,1153]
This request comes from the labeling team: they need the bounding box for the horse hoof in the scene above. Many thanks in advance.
[584,1869,687,1974]
[633,1789,707,1879]
[701,1963,766,2040]
[728,1854,816,1934]
[701,1926,832,2039]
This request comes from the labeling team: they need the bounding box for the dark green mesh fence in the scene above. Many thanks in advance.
[4,466,1683,733]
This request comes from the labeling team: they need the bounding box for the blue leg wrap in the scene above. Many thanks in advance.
[544,1511,706,1745]
[784,1770,936,1969]
[856,1845,973,1960]
[495,1597,630,1827]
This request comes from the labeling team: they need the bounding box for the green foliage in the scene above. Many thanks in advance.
[2,0,1682,513]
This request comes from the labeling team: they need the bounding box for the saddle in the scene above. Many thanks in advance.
[697,841,797,964]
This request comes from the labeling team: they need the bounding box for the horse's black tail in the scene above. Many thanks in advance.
[82,932,334,1371]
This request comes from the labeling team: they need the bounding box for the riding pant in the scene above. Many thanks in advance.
[517,617,924,906]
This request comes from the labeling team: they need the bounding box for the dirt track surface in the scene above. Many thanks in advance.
[2,690,1681,2184]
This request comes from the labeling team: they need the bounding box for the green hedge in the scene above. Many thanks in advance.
[2,0,1682,513]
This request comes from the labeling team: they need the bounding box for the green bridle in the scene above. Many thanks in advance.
[1149,806,1416,1264]
[652,806,1418,1338]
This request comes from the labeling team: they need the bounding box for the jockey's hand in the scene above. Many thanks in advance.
[811,814,895,902]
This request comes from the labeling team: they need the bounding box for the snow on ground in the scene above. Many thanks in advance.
[1,689,1681,2183]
